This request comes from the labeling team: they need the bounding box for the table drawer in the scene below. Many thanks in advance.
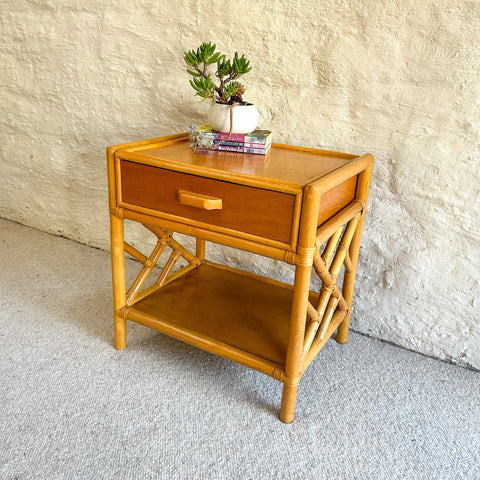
[119,160,296,244]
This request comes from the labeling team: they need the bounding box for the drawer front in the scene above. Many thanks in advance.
[119,160,296,244]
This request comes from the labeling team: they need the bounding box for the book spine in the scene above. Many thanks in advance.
[213,141,270,149]
[210,133,269,144]
[243,147,270,154]
[195,145,245,152]
[243,137,268,144]
[213,140,245,147]
[244,142,269,149]
[212,132,247,142]
[216,145,245,152]
[196,145,270,155]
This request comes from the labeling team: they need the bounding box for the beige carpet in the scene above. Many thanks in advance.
[1,218,479,479]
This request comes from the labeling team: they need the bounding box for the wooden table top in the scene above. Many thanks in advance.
[116,134,359,191]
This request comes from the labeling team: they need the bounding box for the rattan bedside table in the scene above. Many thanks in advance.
[107,133,373,423]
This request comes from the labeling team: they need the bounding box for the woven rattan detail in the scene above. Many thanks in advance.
[124,224,200,306]
[282,375,301,388]
[294,246,316,266]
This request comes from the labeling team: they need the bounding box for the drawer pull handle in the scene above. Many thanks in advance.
[177,190,223,210]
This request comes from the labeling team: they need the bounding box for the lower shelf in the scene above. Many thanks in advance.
[125,262,307,367]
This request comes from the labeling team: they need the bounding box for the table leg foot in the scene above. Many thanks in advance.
[336,315,350,344]
[279,384,298,423]
[114,314,126,350]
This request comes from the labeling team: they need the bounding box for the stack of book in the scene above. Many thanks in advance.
[189,124,272,155]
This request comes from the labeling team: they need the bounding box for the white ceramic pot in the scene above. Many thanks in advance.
[207,103,259,134]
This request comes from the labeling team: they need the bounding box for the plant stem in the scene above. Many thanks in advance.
[215,73,227,103]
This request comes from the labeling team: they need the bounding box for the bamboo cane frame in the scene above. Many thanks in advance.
[111,193,369,415]
[125,233,171,305]
[301,214,359,362]
[300,310,348,375]
[108,144,128,350]
[196,238,206,261]
[280,185,320,423]
[322,227,344,267]
[107,137,374,422]
[336,164,374,344]
[110,214,127,350]
[124,241,148,264]
[124,223,201,306]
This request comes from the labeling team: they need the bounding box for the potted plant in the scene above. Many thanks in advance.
[184,42,259,134]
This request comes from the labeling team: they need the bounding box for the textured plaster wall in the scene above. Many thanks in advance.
[1,1,479,369]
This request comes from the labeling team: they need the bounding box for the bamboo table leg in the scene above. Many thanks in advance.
[336,164,373,344]
[336,215,364,344]
[280,263,313,423]
[110,213,127,350]
[280,185,320,423]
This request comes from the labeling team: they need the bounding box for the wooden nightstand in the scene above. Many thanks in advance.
[107,133,373,422]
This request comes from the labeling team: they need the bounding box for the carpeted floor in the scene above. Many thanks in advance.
[0,218,479,480]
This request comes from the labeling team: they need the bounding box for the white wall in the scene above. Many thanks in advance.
[1,1,479,369]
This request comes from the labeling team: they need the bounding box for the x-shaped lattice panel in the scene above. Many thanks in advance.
[302,213,361,360]
[123,224,199,306]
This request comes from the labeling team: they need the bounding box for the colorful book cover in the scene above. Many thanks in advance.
[189,124,273,150]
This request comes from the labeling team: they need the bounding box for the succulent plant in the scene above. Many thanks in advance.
[184,42,252,105]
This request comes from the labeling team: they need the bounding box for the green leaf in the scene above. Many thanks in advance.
[197,42,217,63]
[232,52,251,75]
[189,79,200,92]
[223,81,243,99]
[208,52,223,64]
[217,58,234,78]
[189,74,215,100]
[184,50,200,66]
[186,69,201,77]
